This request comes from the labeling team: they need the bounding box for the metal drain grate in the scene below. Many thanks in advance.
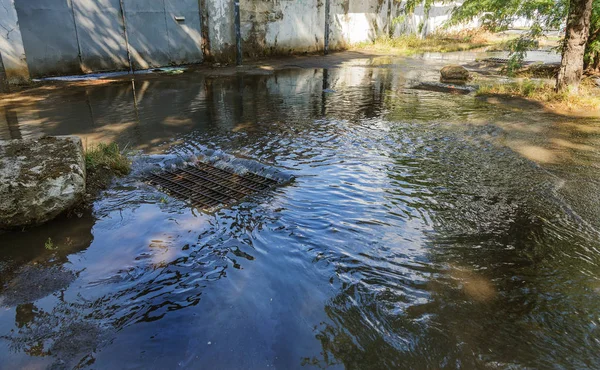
[483,57,510,64]
[483,57,535,65]
[146,162,279,209]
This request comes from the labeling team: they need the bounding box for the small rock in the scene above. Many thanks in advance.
[440,65,470,83]
[0,136,86,229]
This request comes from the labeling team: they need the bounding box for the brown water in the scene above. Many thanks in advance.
[1,53,600,369]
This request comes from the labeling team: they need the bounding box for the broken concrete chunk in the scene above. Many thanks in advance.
[0,136,86,229]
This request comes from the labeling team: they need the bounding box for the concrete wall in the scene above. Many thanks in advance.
[14,0,82,78]
[9,0,203,78]
[72,0,129,72]
[0,0,30,84]
[1,0,460,81]
[237,0,458,56]
[240,0,326,57]
[330,0,391,48]
[164,0,203,65]
[204,0,236,62]
[123,0,203,70]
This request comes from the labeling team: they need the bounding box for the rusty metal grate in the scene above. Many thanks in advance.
[483,57,534,64]
[146,162,279,209]
[483,57,510,64]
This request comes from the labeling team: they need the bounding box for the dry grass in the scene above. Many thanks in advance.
[514,63,560,79]
[486,34,561,53]
[477,79,600,112]
[352,29,510,55]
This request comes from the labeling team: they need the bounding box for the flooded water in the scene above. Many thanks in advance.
[2,52,600,369]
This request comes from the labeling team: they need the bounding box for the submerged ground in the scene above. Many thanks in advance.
[1,50,600,369]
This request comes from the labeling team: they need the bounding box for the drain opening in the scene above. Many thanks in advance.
[483,57,511,64]
[146,162,280,209]
[482,57,535,64]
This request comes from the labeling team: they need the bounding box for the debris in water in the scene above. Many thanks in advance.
[411,82,477,95]
[152,67,186,75]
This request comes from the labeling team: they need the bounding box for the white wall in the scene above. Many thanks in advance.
[240,0,325,56]
[0,0,29,84]
[1,0,466,82]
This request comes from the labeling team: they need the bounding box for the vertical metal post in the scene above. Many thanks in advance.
[199,0,212,61]
[119,0,135,74]
[234,0,242,65]
[68,0,84,73]
[324,0,330,55]
[0,52,8,93]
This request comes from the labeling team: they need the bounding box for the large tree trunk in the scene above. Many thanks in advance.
[556,0,594,92]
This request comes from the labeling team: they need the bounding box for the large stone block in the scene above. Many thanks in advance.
[0,136,86,229]
[440,65,470,84]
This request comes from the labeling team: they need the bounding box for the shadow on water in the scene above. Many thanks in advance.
[1,54,600,368]
[305,127,600,369]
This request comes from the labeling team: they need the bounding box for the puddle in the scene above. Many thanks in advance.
[32,67,188,82]
[1,51,600,369]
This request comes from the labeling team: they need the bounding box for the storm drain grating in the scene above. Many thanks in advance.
[483,57,511,64]
[483,57,534,64]
[146,162,280,209]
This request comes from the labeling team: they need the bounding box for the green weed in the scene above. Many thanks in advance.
[84,143,131,176]
[45,237,57,250]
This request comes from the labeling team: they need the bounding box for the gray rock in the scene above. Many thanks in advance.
[440,65,471,83]
[0,136,86,229]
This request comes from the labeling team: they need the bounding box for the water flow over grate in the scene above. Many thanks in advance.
[146,162,280,209]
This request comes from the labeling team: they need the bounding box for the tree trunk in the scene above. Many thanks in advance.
[556,0,594,92]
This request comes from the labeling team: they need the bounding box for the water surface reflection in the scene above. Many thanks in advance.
[1,55,600,369]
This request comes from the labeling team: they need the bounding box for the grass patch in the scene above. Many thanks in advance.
[486,34,560,53]
[476,79,600,112]
[84,142,131,177]
[45,237,57,250]
[84,143,131,197]
[352,29,510,55]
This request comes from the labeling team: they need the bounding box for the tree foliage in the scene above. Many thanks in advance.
[585,0,600,71]
[398,0,600,73]
[399,0,567,30]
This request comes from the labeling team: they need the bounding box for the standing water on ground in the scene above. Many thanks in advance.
[1,53,600,369]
